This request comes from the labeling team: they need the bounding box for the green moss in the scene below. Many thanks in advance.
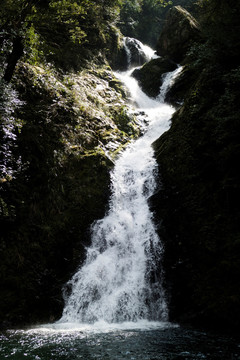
[109,79,127,98]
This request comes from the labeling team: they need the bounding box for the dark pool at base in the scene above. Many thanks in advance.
[1,325,240,360]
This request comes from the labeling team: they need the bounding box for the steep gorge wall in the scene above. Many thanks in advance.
[151,4,240,330]
[0,53,140,327]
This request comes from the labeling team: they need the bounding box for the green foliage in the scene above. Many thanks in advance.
[196,0,240,65]
[0,0,124,79]
[119,0,142,38]
[119,0,196,46]
[119,0,169,46]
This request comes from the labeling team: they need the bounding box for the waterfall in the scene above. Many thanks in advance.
[158,66,183,102]
[59,40,179,326]
[123,37,157,68]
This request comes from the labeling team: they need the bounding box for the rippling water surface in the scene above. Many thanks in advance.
[1,322,240,360]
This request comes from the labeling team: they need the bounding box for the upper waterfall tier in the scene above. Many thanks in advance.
[123,37,157,68]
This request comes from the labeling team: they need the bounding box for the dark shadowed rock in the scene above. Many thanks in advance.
[151,57,240,332]
[157,6,201,63]
[164,65,199,106]
[132,57,177,98]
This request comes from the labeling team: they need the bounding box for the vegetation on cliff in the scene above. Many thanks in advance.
[1,0,239,333]
[119,0,196,46]
[0,0,141,327]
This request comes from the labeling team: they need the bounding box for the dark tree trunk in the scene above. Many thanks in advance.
[3,36,24,83]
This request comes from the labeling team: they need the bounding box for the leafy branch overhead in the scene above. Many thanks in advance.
[0,0,125,81]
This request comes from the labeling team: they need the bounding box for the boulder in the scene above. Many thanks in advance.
[157,6,201,63]
[132,57,177,98]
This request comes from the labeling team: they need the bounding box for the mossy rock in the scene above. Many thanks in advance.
[0,58,142,327]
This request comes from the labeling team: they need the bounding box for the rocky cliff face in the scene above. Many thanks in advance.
[0,60,141,327]
[151,4,240,331]
[157,5,201,63]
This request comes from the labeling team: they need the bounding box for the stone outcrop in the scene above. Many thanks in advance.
[132,58,177,98]
[157,6,201,63]
[0,62,140,327]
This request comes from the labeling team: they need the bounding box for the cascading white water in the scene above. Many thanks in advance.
[3,41,239,360]
[59,40,180,326]
[158,66,183,103]
[123,37,157,68]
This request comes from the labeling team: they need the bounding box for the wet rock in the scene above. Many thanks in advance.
[132,58,177,98]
